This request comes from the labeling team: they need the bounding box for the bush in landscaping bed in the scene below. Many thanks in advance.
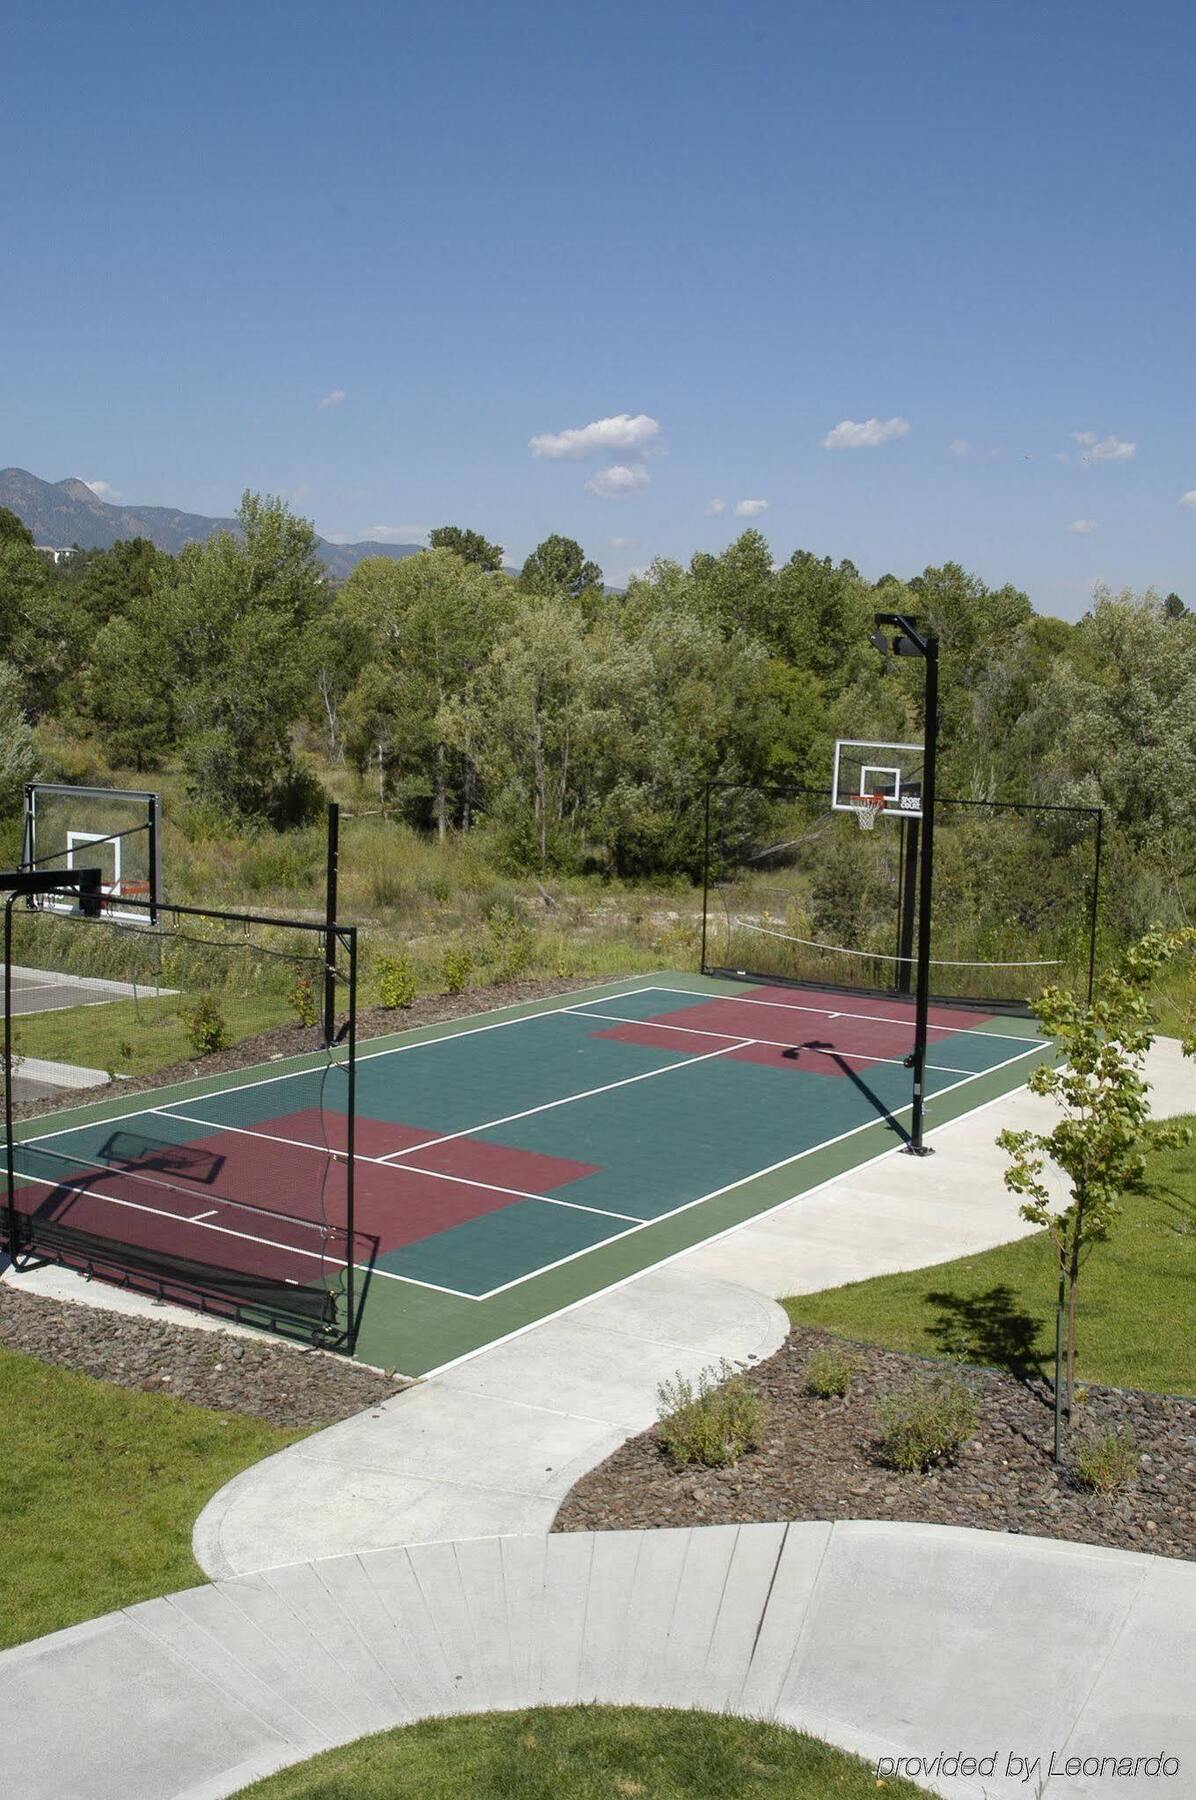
[876,1370,980,1473]
[656,1360,766,1468]
[802,1345,855,1398]
[1073,1429,1139,1495]
[377,952,418,1009]
[182,993,230,1056]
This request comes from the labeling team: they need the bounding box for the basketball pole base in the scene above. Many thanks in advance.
[902,1142,935,1157]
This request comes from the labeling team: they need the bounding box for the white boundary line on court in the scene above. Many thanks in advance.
[422,1036,1048,1305]
[562,1004,979,1076]
[413,1064,1056,1381]
[11,979,1053,1312]
[645,983,1049,1046]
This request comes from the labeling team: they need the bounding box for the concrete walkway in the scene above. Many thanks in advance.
[194,1038,1191,1578]
[4,1522,1193,1800]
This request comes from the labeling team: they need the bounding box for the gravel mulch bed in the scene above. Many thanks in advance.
[10,974,612,1123]
[554,1325,1196,1562]
[0,1284,404,1429]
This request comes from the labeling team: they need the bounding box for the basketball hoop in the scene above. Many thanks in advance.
[850,793,886,832]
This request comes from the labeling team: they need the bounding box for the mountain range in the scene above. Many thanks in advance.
[0,467,424,578]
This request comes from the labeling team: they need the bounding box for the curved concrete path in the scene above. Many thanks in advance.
[195,1037,1190,1579]
[3,1522,1193,1800]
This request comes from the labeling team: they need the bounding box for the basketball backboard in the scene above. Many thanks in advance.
[20,784,162,920]
[832,740,924,819]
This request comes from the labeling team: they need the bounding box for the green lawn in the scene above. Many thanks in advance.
[788,1122,1196,1395]
[10,991,289,1078]
[0,1348,304,1648]
[231,1706,929,1798]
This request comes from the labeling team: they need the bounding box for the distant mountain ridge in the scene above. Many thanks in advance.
[0,467,424,578]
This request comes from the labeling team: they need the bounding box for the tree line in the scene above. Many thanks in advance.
[1,492,1194,911]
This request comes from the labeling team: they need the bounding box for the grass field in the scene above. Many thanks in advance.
[230,1706,929,1799]
[788,1121,1196,1395]
[10,991,291,1078]
[0,1348,304,1649]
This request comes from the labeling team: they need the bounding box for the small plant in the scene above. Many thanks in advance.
[656,1359,766,1469]
[803,1345,855,1398]
[377,952,417,1009]
[875,1371,980,1473]
[182,994,230,1057]
[286,973,318,1028]
[486,904,536,981]
[442,945,476,994]
[1073,1429,1139,1495]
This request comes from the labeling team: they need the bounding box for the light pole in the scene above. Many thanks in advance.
[871,613,940,1155]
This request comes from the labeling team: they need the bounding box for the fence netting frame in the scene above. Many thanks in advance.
[3,890,360,1351]
[700,781,1103,1016]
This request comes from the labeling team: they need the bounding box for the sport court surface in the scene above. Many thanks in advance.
[5,973,1053,1375]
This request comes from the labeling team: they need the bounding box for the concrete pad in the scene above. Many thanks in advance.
[780,1524,1148,1773]
[695,1522,789,1711]
[497,1534,549,1699]
[355,1546,468,1715]
[257,1560,415,1726]
[286,1553,422,1723]
[736,1522,832,1717]
[0,1613,295,1800]
[535,1530,595,1706]
[575,1266,785,1356]
[576,1528,646,1701]
[17,1056,110,1089]
[609,1527,693,1706]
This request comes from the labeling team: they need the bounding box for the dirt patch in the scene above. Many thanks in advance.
[554,1325,1196,1562]
[0,1283,404,1429]
[9,974,615,1123]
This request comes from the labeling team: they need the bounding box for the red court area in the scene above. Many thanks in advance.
[11,1108,601,1291]
[590,987,994,1075]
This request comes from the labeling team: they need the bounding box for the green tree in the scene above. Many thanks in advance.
[998,929,1196,1458]
[519,534,602,600]
[0,537,86,717]
[339,549,513,835]
[1163,591,1186,619]
[0,660,38,814]
[428,525,504,571]
[0,505,34,546]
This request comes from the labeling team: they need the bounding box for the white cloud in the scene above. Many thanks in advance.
[84,478,121,500]
[530,412,660,460]
[319,389,347,409]
[947,439,971,458]
[361,523,429,542]
[1067,519,1099,534]
[608,535,640,549]
[1072,431,1134,462]
[734,498,769,517]
[703,497,726,515]
[585,462,650,498]
[821,416,911,450]
[1179,490,1196,509]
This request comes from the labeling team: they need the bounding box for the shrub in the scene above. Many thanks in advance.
[803,1345,855,1398]
[377,953,417,1009]
[182,994,230,1057]
[656,1360,766,1469]
[442,945,476,994]
[486,904,536,981]
[1073,1429,1139,1495]
[875,1371,980,1472]
[286,973,318,1028]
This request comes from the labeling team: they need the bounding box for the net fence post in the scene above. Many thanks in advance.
[4,895,18,1263]
[700,785,712,974]
[907,633,939,1155]
[1087,808,1103,1007]
[344,924,358,1353]
[323,802,340,1046]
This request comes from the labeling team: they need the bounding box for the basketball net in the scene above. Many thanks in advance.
[850,793,886,832]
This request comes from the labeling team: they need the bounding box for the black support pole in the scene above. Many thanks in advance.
[1086,808,1103,1007]
[4,897,18,1263]
[344,924,357,1353]
[323,802,340,1046]
[907,633,940,1155]
[896,814,919,995]
[700,785,712,975]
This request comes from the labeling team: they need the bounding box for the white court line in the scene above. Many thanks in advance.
[18,977,671,1149]
[190,1210,217,1221]
[407,1034,1051,1305]
[376,1039,754,1165]
[646,982,1050,1046]
[415,1048,1058,1380]
[564,1005,980,1076]
[156,1107,641,1226]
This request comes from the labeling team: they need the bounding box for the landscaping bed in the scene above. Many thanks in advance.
[554,1325,1196,1561]
[0,1283,403,1428]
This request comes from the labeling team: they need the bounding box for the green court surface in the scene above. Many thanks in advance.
[6,973,1053,1375]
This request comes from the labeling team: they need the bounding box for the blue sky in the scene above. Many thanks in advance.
[4,0,1194,614]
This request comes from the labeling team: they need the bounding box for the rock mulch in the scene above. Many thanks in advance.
[10,974,610,1123]
[554,1325,1196,1563]
[0,1283,403,1430]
